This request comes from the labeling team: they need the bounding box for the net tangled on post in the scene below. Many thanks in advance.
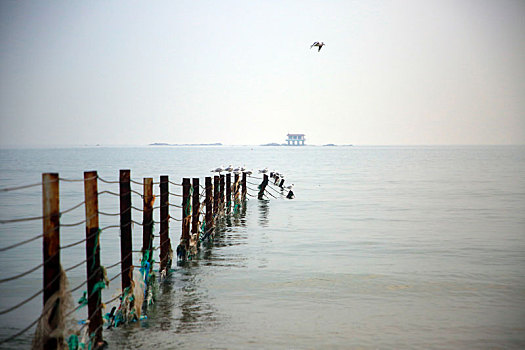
[32,267,76,350]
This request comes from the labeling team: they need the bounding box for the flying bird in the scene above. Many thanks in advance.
[310,42,325,52]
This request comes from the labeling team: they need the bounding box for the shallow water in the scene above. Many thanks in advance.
[1,145,524,349]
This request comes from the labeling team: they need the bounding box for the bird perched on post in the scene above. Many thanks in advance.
[310,42,325,51]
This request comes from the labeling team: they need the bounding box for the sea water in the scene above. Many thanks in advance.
[0,145,524,349]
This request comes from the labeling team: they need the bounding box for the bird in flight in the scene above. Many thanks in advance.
[310,42,325,52]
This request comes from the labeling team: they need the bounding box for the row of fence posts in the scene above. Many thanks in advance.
[39,170,257,349]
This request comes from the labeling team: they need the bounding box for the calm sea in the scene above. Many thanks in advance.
[0,145,524,349]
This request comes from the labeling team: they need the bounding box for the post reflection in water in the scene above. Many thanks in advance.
[258,199,270,227]
[105,200,252,348]
[174,269,217,335]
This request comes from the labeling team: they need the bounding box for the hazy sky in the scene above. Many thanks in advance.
[1,0,524,146]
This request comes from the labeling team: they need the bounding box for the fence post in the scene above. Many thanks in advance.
[159,175,170,273]
[242,172,247,200]
[119,169,132,292]
[142,178,154,264]
[219,175,225,212]
[42,173,60,350]
[226,174,231,213]
[181,178,191,253]
[84,171,103,346]
[234,173,240,204]
[213,176,219,216]
[258,174,269,200]
[191,178,200,252]
[205,177,213,237]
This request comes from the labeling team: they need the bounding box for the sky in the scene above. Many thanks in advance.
[0,0,524,146]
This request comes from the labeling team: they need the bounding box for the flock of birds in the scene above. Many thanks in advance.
[211,166,294,191]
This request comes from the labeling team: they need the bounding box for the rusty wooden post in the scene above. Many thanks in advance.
[160,175,170,272]
[84,171,103,345]
[226,173,231,213]
[258,174,269,200]
[234,173,240,202]
[219,175,225,212]
[42,173,60,350]
[242,172,247,200]
[142,178,154,264]
[119,169,132,292]
[181,178,191,251]
[191,178,200,251]
[205,177,213,237]
[213,176,219,216]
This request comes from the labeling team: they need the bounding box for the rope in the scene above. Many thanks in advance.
[60,226,101,250]
[264,189,278,199]
[131,220,144,227]
[0,263,43,284]
[0,215,45,224]
[59,176,96,183]
[0,181,43,192]
[97,176,119,184]
[168,180,182,187]
[0,233,44,252]
[130,189,144,198]
[98,190,121,197]
[64,259,88,273]
[0,199,87,224]
[131,206,144,212]
[60,219,87,227]
[169,191,183,197]
[60,200,86,215]
[100,224,121,232]
[0,257,63,316]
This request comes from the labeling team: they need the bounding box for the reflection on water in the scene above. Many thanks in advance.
[258,199,270,227]
[174,269,217,334]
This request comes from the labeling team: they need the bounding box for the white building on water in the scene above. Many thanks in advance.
[286,133,305,146]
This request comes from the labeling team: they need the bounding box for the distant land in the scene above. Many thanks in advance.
[261,143,353,147]
[150,143,222,146]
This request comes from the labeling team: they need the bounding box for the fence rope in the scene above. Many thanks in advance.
[0,263,43,284]
[0,181,44,192]
[59,176,96,183]
[64,258,88,273]
[97,176,119,184]
[0,233,44,252]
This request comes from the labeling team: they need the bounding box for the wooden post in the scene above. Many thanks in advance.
[119,169,132,292]
[242,172,247,200]
[181,178,191,251]
[234,173,240,203]
[258,174,269,200]
[84,171,102,345]
[142,178,154,264]
[213,176,219,216]
[205,177,213,236]
[159,175,170,272]
[42,173,60,350]
[219,175,225,212]
[226,173,231,213]
[191,178,200,250]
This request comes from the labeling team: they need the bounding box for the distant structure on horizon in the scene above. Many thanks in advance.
[286,133,305,146]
